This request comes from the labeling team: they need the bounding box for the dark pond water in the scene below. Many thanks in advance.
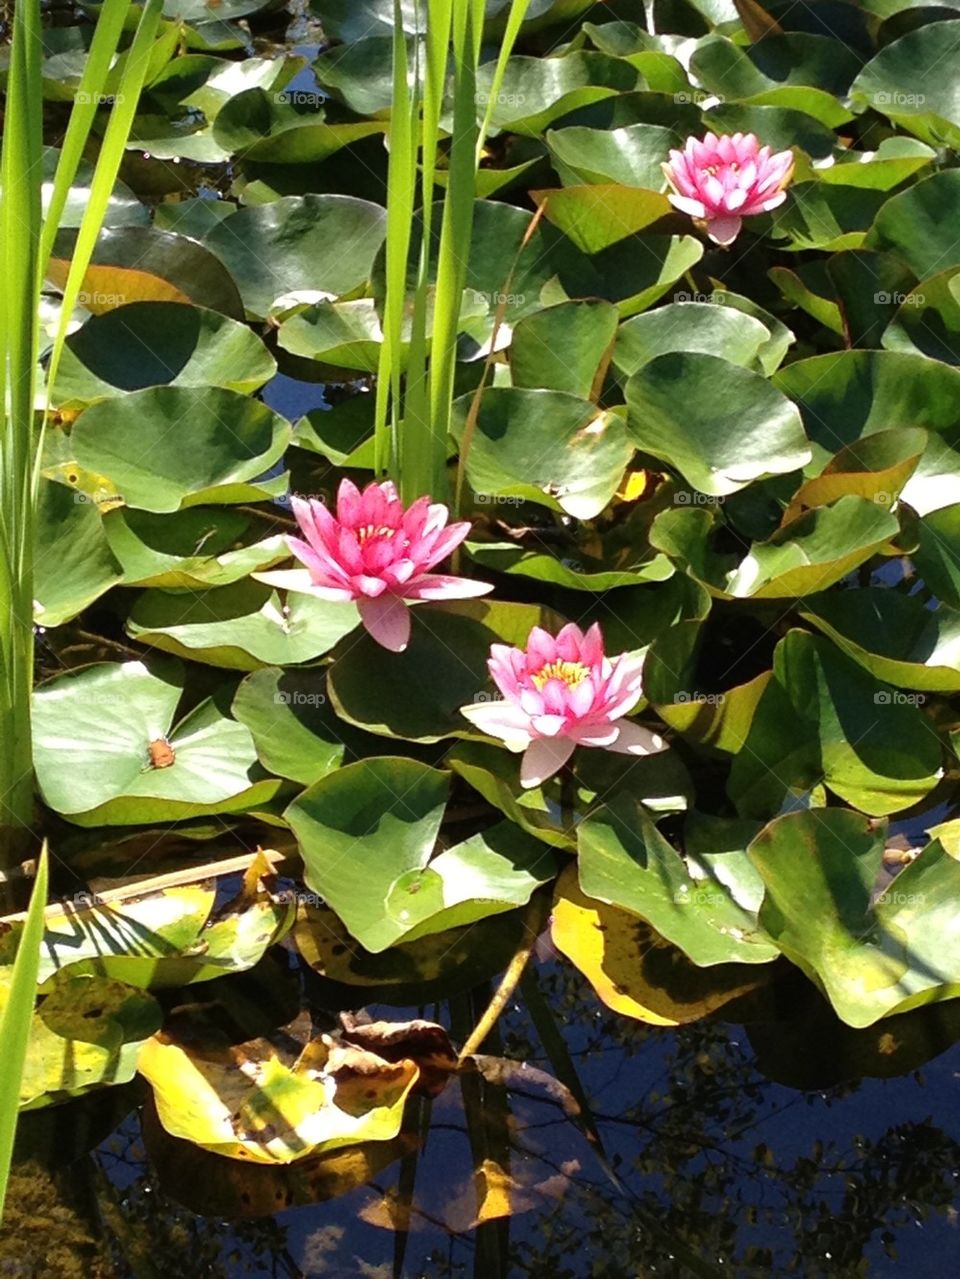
[5,955,960,1279]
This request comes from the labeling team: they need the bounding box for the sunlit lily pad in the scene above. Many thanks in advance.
[626,352,810,497]
[52,302,276,407]
[203,194,387,318]
[851,21,960,151]
[286,758,555,952]
[551,866,771,1025]
[327,598,564,743]
[71,386,291,513]
[614,302,772,375]
[800,589,960,693]
[749,809,960,1027]
[103,507,288,589]
[32,659,281,824]
[127,580,360,670]
[576,792,779,966]
[774,630,942,815]
[47,225,244,318]
[774,350,960,514]
[33,476,122,626]
[138,1014,421,1163]
[0,852,294,990]
[452,389,633,519]
[545,122,677,188]
[0,970,161,1111]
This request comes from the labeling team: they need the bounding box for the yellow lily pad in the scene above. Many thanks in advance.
[138,1013,421,1164]
[551,865,769,1025]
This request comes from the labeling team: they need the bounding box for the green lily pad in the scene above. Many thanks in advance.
[103,507,288,589]
[127,580,360,670]
[866,168,960,278]
[769,262,843,334]
[815,137,935,189]
[327,598,562,743]
[651,498,899,600]
[775,629,942,815]
[471,53,639,137]
[47,225,244,319]
[914,503,960,608]
[71,386,291,513]
[749,809,960,1027]
[781,427,925,522]
[614,302,772,376]
[691,31,861,99]
[452,388,633,518]
[51,302,276,407]
[704,102,835,160]
[213,87,385,163]
[33,477,122,627]
[625,352,810,497]
[32,660,280,824]
[40,145,147,228]
[576,792,779,967]
[446,739,578,851]
[800,588,960,693]
[465,540,674,590]
[882,265,960,364]
[545,122,677,188]
[773,350,960,514]
[531,183,672,253]
[287,758,554,952]
[725,673,822,820]
[509,300,619,396]
[203,194,387,319]
[772,182,889,252]
[232,668,350,785]
[851,21,960,151]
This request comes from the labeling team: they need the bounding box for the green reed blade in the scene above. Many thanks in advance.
[0,844,49,1220]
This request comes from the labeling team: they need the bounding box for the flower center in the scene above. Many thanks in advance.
[356,523,396,544]
[531,659,590,691]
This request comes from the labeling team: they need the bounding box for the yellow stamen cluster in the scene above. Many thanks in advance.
[357,523,396,543]
[531,659,590,691]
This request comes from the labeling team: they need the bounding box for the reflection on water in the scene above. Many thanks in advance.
[5,959,960,1278]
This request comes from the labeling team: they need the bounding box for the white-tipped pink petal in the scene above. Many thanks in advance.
[357,593,411,652]
[460,700,533,750]
[402,574,493,600]
[251,569,355,602]
[608,721,668,756]
[668,193,708,219]
[520,737,576,789]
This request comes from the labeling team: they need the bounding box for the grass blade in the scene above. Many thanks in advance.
[0,844,49,1219]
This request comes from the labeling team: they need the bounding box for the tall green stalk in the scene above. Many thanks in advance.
[377,0,532,504]
[0,0,161,868]
[0,843,49,1221]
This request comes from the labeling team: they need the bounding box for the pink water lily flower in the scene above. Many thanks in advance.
[461,622,667,788]
[663,131,794,246]
[255,479,491,653]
